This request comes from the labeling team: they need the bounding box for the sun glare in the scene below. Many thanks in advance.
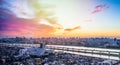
[39,19,52,26]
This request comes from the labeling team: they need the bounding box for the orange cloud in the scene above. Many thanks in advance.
[33,24,56,36]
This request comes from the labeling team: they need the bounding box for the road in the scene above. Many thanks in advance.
[47,45,120,60]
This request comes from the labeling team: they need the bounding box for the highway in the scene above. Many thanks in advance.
[46,45,120,60]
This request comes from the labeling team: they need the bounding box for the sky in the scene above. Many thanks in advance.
[0,0,120,38]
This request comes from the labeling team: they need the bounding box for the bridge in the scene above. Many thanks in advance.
[46,45,120,60]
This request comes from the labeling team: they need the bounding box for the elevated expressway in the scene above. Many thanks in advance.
[46,45,120,60]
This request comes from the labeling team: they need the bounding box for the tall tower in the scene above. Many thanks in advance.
[39,43,46,49]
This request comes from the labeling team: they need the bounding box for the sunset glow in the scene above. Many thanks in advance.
[0,0,120,38]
